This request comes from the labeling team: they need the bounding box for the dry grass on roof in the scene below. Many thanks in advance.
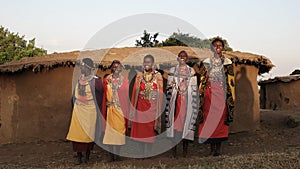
[0,46,274,74]
[259,74,300,84]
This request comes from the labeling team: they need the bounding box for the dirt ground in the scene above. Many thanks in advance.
[0,110,299,169]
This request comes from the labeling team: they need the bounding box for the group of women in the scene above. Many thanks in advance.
[66,38,235,164]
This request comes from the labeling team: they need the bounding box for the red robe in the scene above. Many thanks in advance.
[130,71,163,143]
[198,82,228,143]
[174,93,187,132]
[197,57,235,143]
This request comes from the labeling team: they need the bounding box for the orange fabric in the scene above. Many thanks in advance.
[102,76,129,132]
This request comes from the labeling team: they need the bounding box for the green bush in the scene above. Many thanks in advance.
[0,26,47,64]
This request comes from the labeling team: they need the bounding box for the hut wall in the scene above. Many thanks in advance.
[230,64,260,133]
[0,67,74,144]
[0,67,111,144]
[0,75,17,143]
[261,81,300,110]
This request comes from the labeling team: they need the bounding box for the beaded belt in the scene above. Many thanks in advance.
[138,91,157,100]
[106,101,120,107]
[75,99,95,105]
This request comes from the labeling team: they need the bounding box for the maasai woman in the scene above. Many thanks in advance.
[165,50,199,157]
[130,55,163,157]
[102,60,129,162]
[66,58,103,164]
[198,38,235,156]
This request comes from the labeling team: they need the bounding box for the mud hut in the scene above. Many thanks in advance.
[0,46,273,144]
[259,75,300,110]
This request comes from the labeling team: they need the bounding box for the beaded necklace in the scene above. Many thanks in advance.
[110,75,123,95]
[78,74,94,96]
[209,56,225,88]
[174,64,191,94]
[142,70,156,100]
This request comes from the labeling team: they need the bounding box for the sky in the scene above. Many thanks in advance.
[1,0,299,78]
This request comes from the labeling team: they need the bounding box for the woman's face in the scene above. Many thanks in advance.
[178,52,188,64]
[80,63,91,75]
[143,57,153,71]
[111,63,121,74]
[213,41,224,55]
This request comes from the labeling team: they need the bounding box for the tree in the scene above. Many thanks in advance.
[209,36,233,51]
[160,31,233,51]
[160,32,189,47]
[0,26,47,64]
[135,30,159,47]
[160,32,211,49]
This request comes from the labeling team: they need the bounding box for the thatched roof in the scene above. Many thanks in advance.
[259,75,300,85]
[0,46,274,74]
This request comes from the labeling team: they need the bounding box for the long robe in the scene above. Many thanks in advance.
[130,71,163,143]
[102,75,129,145]
[198,57,235,143]
[66,77,103,147]
[165,65,199,141]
